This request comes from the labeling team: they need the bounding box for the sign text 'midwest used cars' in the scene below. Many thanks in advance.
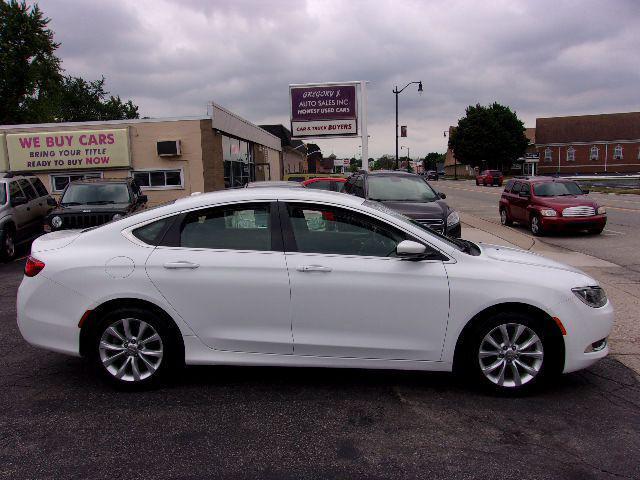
[290,84,357,138]
[5,128,131,172]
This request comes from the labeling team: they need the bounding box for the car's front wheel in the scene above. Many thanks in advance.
[466,314,552,393]
[530,214,544,236]
[92,307,180,389]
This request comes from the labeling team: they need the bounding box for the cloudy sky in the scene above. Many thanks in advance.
[41,0,639,159]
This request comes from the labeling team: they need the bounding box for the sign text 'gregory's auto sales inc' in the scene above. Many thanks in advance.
[5,128,131,172]
[290,84,358,138]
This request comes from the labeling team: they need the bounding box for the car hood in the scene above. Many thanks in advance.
[534,195,598,209]
[480,243,584,275]
[379,199,448,219]
[49,202,131,215]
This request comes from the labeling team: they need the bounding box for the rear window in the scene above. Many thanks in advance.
[0,183,6,205]
[504,179,515,192]
[489,170,502,175]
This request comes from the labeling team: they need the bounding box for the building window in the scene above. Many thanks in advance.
[590,146,599,161]
[133,169,183,190]
[544,148,552,162]
[50,172,103,193]
[613,145,623,160]
[566,147,576,162]
[222,135,254,188]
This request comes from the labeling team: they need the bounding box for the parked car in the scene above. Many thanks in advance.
[18,187,613,392]
[44,178,147,232]
[283,173,346,182]
[301,177,347,192]
[425,170,438,181]
[476,170,504,186]
[499,177,607,235]
[343,170,461,237]
[0,173,56,260]
[245,181,303,188]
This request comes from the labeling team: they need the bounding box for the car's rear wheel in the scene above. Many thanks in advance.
[0,228,16,261]
[500,208,513,226]
[466,314,551,393]
[92,307,180,389]
[530,214,544,236]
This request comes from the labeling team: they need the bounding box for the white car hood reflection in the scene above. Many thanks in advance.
[479,243,584,275]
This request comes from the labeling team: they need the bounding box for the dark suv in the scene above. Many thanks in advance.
[343,170,461,237]
[45,178,147,232]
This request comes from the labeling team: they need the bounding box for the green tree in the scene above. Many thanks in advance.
[423,152,445,171]
[373,154,395,170]
[448,102,528,171]
[0,0,139,124]
[0,0,61,124]
[348,157,361,173]
[47,75,139,122]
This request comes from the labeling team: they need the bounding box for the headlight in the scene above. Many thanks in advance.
[597,206,606,215]
[51,216,62,229]
[572,286,607,308]
[540,209,557,217]
[447,210,460,226]
[112,214,123,221]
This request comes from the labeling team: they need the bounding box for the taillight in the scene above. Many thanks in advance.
[24,256,45,277]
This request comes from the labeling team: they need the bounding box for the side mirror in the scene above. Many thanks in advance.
[438,192,446,199]
[581,189,590,195]
[397,240,427,260]
[519,191,530,198]
[11,195,28,207]
[138,194,148,204]
[46,197,58,207]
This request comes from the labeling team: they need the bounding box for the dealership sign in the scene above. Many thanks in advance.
[5,128,131,172]
[290,84,358,138]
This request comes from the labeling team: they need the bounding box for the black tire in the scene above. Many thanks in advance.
[530,214,544,236]
[476,179,480,186]
[500,208,513,226]
[90,307,182,390]
[461,312,558,394]
[589,225,605,235]
[0,227,16,262]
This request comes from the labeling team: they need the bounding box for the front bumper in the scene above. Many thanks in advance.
[541,214,607,232]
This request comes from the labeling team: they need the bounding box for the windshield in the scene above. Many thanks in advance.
[367,175,439,202]
[0,183,5,205]
[533,181,583,197]
[364,200,466,252]
[62,183,130,205]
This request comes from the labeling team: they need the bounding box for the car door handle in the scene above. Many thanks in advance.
[296,265,332,273]
[163,261,200,269]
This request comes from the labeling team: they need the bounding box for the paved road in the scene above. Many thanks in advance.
[1,260,639,479]
[435,180,640,271]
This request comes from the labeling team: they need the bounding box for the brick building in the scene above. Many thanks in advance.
[536,111,640,175]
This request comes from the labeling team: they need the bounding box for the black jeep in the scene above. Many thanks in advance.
[45,178,147,231]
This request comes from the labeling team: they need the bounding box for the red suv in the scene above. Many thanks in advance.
[476,170,504,186]
[499,177,606,235]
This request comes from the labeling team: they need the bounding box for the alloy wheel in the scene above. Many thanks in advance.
[4,232,15,259]
[98,318,164,382]
[530,216,540,234]
[500,209,508,225]
[478,323,543,388]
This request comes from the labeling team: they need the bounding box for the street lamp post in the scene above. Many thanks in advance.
[394,81,423,170]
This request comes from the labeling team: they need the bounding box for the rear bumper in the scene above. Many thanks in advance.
[541,214,607,231]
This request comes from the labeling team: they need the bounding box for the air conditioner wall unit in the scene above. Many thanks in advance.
[157,139,182,157]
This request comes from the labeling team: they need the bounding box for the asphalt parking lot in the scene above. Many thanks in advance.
[1,259,639,479]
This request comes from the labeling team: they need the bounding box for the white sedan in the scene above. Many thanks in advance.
[17,188,613,392]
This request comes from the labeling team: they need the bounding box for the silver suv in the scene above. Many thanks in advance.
[0,173,55,261]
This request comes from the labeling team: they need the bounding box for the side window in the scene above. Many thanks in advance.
[521,183,531,195]
[335,181,345,192]
[0,183,5,205]
[9,181,22,201]
[504,179,514,192]
[306,181,330,190]
[132,216,175,246]
[18,179,38,200]
[179,203,272,251]
[286,203,409,257]
[30,178,49,197]
[511,181,522,194]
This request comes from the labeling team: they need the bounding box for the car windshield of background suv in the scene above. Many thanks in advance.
[533,181,583,197]
[61,184,131,205]
[367,176,439,202]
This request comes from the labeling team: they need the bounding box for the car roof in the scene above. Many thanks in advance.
[303,177,346,183]
[512,176,573,183]
[245,181,303,188]
[359,170,420,177]
[70,178,131,185]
